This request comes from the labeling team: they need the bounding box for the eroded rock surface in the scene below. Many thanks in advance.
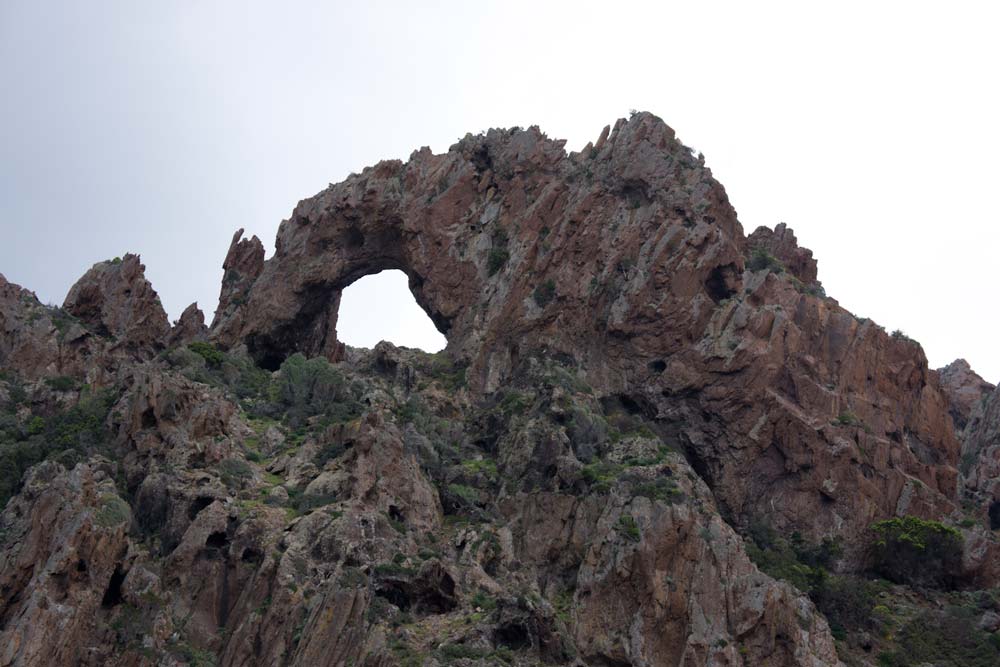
[2,112,998,666]
[63,254,170,354]
[211,113,962,555]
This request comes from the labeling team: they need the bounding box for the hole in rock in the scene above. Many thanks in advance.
[990,502,1000,530]
[705,263,740,302]
[494,621,532,651]
[338,270,446,352]
[241,547,263,564]
[206,531,230,550]
[101,565,127,608]
[188,496,215,520]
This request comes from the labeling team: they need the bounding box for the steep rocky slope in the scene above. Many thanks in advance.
[1,112,998,666]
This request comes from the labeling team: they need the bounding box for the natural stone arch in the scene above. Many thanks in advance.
[210,115,746,386]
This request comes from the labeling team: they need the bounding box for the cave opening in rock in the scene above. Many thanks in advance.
[338,269,446,352]
[989,501,1000,530]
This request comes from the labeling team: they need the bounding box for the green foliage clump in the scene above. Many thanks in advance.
[870,516,963,589]
[834,411,860,426]
[461,458,498,481]
[272,353,362,429]
[165,344,269,401]
[746,521,842,596]
[44,375,78,392]
[437,643,489,661]
[1,385,119,508]
[470,589,498,611]
[188,342,226,368]
[631,476,684,504]
[217,458,254,489]
[581,461,623,494]
[486,228,510,276]
[94,493,131,527]
[616,514,641,542]
[876,606,1000,667]
[746,520,894,639]
[533,280,557,307]
[747,247,785,273]
[422,352,467,392]
[891,329,915,343]
[447,483,480,505]
[487,247,509,276]
[497,390,532,417]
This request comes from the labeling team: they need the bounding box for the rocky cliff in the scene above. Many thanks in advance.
[1,112,998,666]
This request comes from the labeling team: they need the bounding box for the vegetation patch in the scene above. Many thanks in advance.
[95,494,131,528]
[876,606,1000,667]
[747,247,785,273]
[869,516,963,589]
[616,514,641,542]
[533,280,557,307]
[1,384,119,507]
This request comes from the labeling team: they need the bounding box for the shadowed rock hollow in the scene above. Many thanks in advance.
[1,112,998,667]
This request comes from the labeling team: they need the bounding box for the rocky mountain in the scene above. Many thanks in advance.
[1,112,998,667]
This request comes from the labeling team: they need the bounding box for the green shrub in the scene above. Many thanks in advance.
[632,477,684,503]
[188,342,225,368]
[746,521,842,595]
[437,643,488,661]
[582,461,623,494]
[810,574,884,637]
[0,386,118,508]
[877,606,1000,667]
[272,354,362,428]
[616,514,641,542]
[533,280,557,307]
[45,375,78,392]
[487,248,510,276]
[447,483,479,504]
[834,411,860,426]
[747,247,785,273]
[869,516,963,589]
[486,228,510,276]
[217,458,253,489]
[470,589,497,611]
[95,494,131,528]
[423,353,467,392]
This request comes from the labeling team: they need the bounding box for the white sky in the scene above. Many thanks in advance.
[1,1,997,381]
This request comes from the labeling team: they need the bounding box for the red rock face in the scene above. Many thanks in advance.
[2,112,994,666]
[746,222,819,285]
[938,358,995,432]
[63,254,171,354]
[168,302,209,347]
[212,112,962,552]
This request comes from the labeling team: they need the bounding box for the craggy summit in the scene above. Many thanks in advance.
[1,112,999,666]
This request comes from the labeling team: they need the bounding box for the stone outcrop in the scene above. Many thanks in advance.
[938,358,994,433]
[211,228,265,343]
[0,461,131,667]
[209,112,961,555]
[63,254,170,354]
[746,222,820,285]
[2,111,997,666]
[169,302,209,347]
[0,274,67,379]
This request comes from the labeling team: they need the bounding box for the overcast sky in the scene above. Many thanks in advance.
[1,2,997,381]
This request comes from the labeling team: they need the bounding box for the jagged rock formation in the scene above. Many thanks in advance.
[1,112,998,667]
[938,359,995,434]
[212,113,960,557]
[168,303,209,347]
